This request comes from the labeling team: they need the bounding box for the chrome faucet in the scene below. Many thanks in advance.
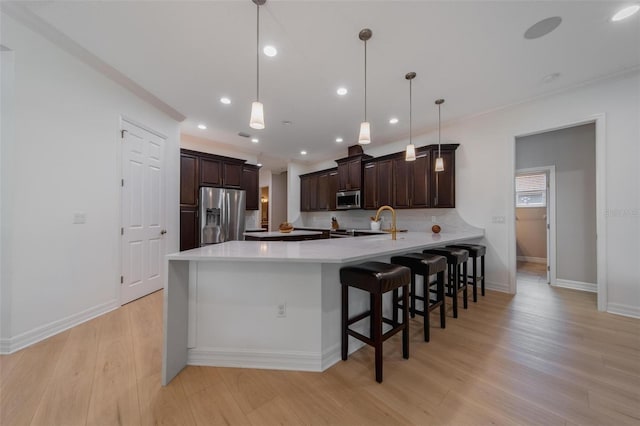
[374,205,397,240]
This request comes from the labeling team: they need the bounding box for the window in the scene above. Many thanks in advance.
[515,172,547,207]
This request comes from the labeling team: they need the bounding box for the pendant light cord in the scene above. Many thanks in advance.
[256,2,260,102]
[438,103,441,158]
[409,78,412,144]
[363,39,367,121]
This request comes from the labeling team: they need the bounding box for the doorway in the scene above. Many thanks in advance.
[514,122,598,300]
[515,167,556,286]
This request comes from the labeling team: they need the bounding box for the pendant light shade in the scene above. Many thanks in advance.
[435,98,445,172]
[405,72,416,162]
[249,0,266,130]
[358,121,371,145]
[250,101,265,130]
[405,144,416,161]
[358,29,372,145]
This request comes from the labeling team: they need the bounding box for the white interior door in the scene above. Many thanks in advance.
[121,119,166,304]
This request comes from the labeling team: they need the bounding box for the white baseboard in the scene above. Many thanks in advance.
[486,281,510,293]
[517,256,547,264]
[188,347,323,372]
[1,299,119,354]
[321,340,366,371]
[607,303,640,319]
[554,279,597,293]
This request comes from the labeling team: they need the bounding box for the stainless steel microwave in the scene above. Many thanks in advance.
[336,190,361,210]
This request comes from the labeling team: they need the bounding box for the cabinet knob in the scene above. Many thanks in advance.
[160,229,167,235]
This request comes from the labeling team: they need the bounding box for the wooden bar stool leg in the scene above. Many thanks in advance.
[402,283,409,358]
[481,255,486,296]
[452,263,459,318]
[392,288,399,326]
[462,262,468,309]
[438,270,446,329]
[423,274,430,342]
[373,293,383,383]
[472,256,478,302]
[341,284,348,361]
[410,273,416,318]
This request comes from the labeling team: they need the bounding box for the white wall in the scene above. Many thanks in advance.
[270,172,288,229]
[290,72,640,317]
[0,13,182,352]
[516,124,596,283]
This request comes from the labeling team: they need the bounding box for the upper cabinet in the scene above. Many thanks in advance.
[336,154,371,191]
[242,164,260,210]
[363,159,393,209]
[180,152,199,206]
[299,167,338,212]
[199,154,244,188]
[393,150,431,209]
[431,146,457,208]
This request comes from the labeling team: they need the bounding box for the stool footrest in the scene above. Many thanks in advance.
[347,310,371,326]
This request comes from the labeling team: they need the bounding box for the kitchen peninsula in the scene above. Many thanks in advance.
[162,228,483,385]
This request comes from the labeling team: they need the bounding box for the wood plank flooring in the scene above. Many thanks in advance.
[1,279,639,425]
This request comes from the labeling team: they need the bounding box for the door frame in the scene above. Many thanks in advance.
[508,114,606,311]
[515,165,556,285]
[119,115,168,305]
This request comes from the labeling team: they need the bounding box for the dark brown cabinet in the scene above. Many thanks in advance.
[431,148,456,207]
[299,167,338,212]
[180,153,199,206]
[336,155,370,191]
[363,160,393,209]
[394,151,431,209]
[200,158,221,186]
[200,156,244,188]
[242,165,260,210]
[223,162,243,188]
[180,206,199,251]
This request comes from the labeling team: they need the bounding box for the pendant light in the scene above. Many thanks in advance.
[249,0,266,130]
[405,72,416,161]
[434,99,445,172]
[358,28,372,145]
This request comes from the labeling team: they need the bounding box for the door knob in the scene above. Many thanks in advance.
[160,229,167,235]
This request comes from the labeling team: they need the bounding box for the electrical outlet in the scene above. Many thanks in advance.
[73,212,86,224]
[492,216,506,224]
[277,302,286,318]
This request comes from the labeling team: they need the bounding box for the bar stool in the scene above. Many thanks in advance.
[390,253,447,342]
[340,261,411,383]
[447,243,487,301]
[423,247,469,318]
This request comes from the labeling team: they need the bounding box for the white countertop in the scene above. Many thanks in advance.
[244,230,323,237]
[167,230,484,263]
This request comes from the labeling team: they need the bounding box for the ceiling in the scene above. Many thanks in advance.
[9,1,640,169]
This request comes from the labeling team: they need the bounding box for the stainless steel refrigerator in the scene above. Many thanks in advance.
[200,187,246,245]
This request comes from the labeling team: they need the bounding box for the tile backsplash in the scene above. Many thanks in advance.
[296,208,479,233]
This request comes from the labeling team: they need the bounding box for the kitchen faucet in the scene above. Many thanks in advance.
[374,205,397,240]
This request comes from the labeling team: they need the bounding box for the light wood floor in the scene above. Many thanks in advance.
[2,280,639,425]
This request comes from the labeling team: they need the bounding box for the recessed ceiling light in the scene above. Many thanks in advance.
[220,97,231,105]
[257,163,262,167]
[336,87,348,96]
[282,120,293,125]
[389,117,399,124]
[335,137,343,143]
[300,150,307,155]
[612,5,640,21]
[197,124,207,130]
[542,72,561,83]
[263,45,278,57]
[251,138,259,143]
[524,16,562,40]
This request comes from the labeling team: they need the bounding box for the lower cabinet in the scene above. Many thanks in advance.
[180,206,198,251]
